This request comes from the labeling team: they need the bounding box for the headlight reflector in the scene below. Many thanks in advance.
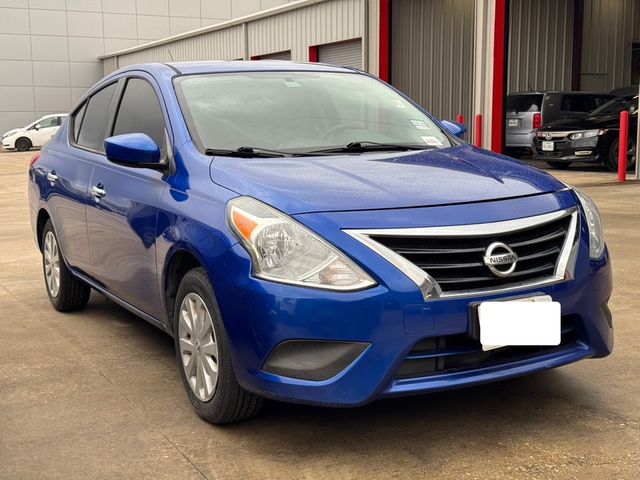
[574,189,605,258]
[228,197,376,290]
[569,129,603,140]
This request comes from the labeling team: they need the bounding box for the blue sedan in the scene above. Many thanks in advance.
[28,61,613,424]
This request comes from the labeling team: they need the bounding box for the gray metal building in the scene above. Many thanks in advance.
[100,0,640,151]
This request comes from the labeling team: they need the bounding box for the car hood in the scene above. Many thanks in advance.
[540,115,621,131]
[209,144,565,214]
[2,127,23,138]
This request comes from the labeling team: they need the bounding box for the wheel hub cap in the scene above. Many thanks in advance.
[43,231,60,298]
[178,293,219,401]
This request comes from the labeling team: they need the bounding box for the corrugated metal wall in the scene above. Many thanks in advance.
[390,0,475,127]
[248,0,362,60]
[507,0,574,93]
[112,26,245,68]
[103,0,364,72]
[581,0,638,91]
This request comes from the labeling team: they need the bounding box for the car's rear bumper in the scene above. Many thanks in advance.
[209,205,613,407]
[505,131,535,148]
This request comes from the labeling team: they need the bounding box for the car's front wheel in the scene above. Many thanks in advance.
[606,138,636,172]
[41,220,91,311]
[174,267,262,424]
[15,137,32,152]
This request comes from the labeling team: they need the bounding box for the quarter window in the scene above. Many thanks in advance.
[72,103,87,143]
[76,82,118,152]
[112,78,166,153]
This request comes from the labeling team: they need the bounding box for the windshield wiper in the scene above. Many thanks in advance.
[307,141,433,154]
[204,146,289,158]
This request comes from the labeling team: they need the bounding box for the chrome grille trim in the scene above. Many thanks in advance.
[344,208,579,300]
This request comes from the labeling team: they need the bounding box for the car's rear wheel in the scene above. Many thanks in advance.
[174,267,262,424]
[42,220,91,311]
[546,161,572,170]
[15,137,32,152]
[606,138,636,172]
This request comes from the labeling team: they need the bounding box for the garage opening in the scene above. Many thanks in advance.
[390,0,475,133]
[253,50,292,61]
[317,39,363,69]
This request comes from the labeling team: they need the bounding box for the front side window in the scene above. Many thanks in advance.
[590,96,638,117]
[174,71,452,154]
[112,78,166,153]
[76,82,118,152]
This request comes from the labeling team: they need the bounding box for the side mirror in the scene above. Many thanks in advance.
[105,133,162,168]
[441,120,466,138]
[34,124,41,130]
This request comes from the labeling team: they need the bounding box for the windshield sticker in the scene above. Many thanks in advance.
[421,136,443,146]
[284,80,301,88]
[410,119,429,130]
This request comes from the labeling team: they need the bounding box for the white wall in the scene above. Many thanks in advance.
[0,0,292,135]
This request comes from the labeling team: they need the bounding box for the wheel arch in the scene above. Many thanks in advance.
[163,247,207,334]
[36,208,51,252]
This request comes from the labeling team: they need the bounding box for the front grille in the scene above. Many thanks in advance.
[369,212,576,294]
[395,315,581,380]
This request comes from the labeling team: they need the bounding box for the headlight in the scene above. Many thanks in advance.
[228,196,376,291]
[568,129,603,140]
[574,189,605,258]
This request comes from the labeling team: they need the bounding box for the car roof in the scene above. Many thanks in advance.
[116,60,358,76]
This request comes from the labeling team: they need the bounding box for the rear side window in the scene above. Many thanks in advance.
[72,103,87,142]
[560,95,593,113]
[112,78,166,152]
[77,82,117,152]
[506,94,543,112]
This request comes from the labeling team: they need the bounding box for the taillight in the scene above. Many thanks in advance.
[29,152,41,168]
[533,113,542,130]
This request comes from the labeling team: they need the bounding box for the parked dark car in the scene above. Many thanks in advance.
[506,91,614,156]
[532,93,638,170]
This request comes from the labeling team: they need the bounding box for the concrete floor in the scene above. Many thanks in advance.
[1,150,638,479]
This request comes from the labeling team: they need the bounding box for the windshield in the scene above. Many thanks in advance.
[174,71,452,154]
[589,95,638,117]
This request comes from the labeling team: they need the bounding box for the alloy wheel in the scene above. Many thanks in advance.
[178,292,219,401]
[43,231,61,297]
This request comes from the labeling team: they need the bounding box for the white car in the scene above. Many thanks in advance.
[2,114,67,151]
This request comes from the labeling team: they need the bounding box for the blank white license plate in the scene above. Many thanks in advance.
[542,141,554,151]
[508,119,519,127]
[478,296,560,351]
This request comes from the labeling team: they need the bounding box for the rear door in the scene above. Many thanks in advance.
[506,94,543,132]
[44,82,119,273]
[85,74,170,319]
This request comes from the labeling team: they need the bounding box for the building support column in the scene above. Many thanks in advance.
[473,0,508,153]
[378,0,390,82]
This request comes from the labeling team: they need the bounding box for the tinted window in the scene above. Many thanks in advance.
[113,78,166,151]
[77,82,117,152]
[506,94,543,112]
[72,103,87,143]
[560,95,592,113]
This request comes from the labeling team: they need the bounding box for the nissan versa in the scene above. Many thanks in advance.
[28,62,613,424]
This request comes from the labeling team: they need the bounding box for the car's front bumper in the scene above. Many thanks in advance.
[532,136,602,163]
[208,193,613,407]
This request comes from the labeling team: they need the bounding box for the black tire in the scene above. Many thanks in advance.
[606,138,636,172]
[15,137,32,152]
[173,267,262,424]
[546,161,572,170]
[41,220,91,312]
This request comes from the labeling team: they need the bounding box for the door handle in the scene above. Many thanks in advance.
[91,184,106,199]
[46,171,58,184]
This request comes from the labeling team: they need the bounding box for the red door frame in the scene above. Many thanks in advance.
[491,0,508,153]
[379,0,390,82]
